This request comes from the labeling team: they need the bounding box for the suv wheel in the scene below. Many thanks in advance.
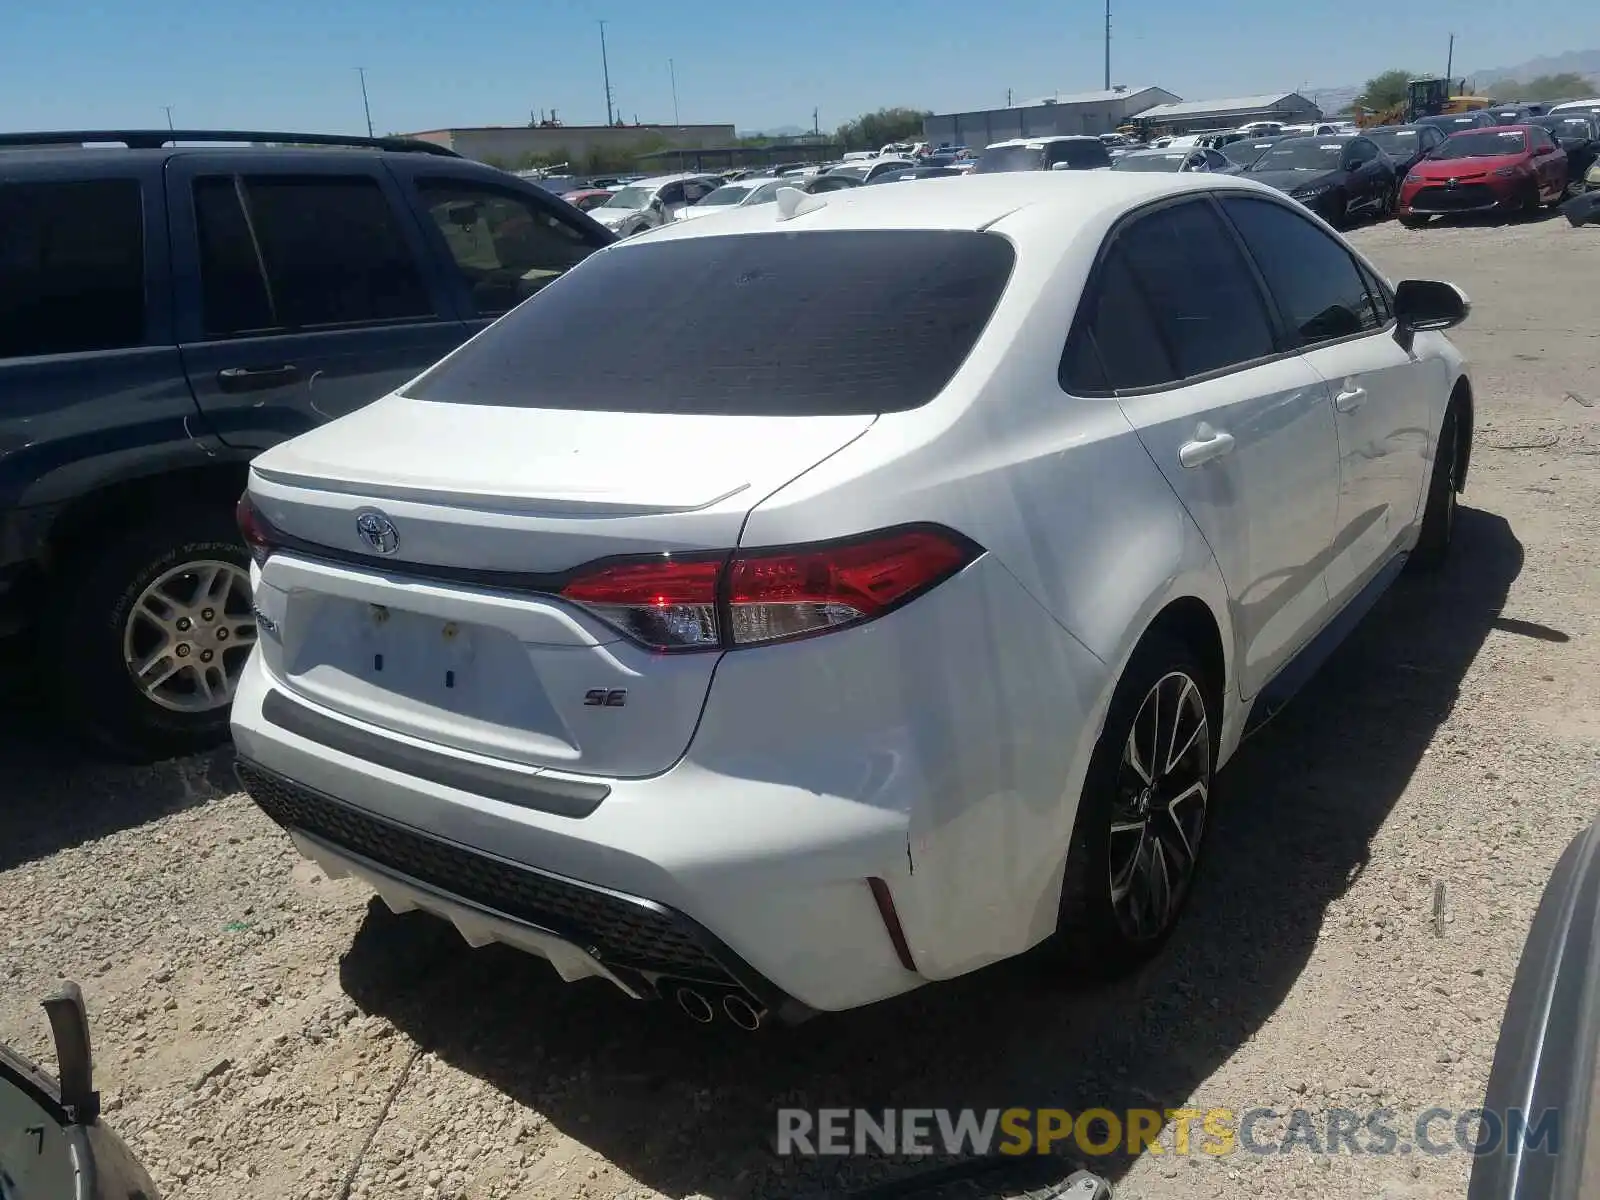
[1050,633,1215,977]
[50,512,255,759]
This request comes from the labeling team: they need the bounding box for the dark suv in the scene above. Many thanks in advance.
[0,130,615,757]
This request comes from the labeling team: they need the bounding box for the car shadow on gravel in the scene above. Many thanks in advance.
[0,647,236,871]
[339,507,1525,1199]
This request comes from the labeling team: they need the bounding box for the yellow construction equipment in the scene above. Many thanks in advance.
[1357,78,1495,128]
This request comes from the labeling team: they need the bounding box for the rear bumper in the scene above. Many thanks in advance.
[230,552,1111,1013]
[239,758,816,1021]
[231,655,924,1013]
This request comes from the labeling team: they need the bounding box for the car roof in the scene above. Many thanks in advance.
[1120,147,1192,157]
[633,172,718,187]
[618,172,1284,245]
[986,135,1100,148]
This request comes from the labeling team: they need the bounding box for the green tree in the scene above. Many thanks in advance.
[1353,69,1414,114]
[1496,72,1597,102]
[834,107,932,151]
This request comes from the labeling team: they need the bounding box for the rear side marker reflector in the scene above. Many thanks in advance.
[559,525,981,652]
[868,877,919,973]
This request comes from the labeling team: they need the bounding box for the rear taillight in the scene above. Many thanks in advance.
[236,494,279,566]
[558,526,980,652]
[558,556,725,650]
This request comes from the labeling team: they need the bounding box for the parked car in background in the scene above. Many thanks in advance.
[1487,105,1536,126]
[1535,113,1600,195]
[1363,124,1450,177]
[589,173,721,237]
[869,165,967,183]
[562,188,614,212]
[973,135,1111,173]
[524,174,590,195]
[677,172,860,220]
[825,157,916,184]
[0,129,613,756]
[1399,125,1568,226]
[1111,147,1231,173]
[1416,111,1498,134]
[1216,137,1282,173]
[1243,133,1398,226]
[1547,98,1600,116]
[232,170,1473,1025]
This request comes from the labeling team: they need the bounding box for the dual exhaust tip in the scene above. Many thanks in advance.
[673,983,765,1031]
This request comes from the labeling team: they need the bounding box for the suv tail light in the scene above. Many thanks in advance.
[559,526,980,652]
[236,494,281,566]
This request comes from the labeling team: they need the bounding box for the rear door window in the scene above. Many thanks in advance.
[404,229,1016,415]
[1111,200,1277,378]
[0,179,145,358]
[193,174,433,336]
[414,178,601,318]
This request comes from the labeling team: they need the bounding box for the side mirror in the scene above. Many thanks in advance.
[1395,279,1470,332]
[1049,160,1074,170]
[1533,144,1555,156]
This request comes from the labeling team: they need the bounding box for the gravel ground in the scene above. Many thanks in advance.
[3,211,1598,1200]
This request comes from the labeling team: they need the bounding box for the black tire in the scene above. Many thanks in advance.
[1321,193,1349,230]
[1412,403,1461,572]
[47,508,253,760]
[1048,632,1217,978]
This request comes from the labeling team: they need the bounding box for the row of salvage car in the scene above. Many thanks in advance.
[535,105,1600,240]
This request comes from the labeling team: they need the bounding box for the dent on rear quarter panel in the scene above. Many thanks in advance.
[682,554,1109,979]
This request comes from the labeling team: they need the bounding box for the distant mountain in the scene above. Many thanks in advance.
[1475,49,1600,90]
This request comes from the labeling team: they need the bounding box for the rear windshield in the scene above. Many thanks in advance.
[403,230,1016,416]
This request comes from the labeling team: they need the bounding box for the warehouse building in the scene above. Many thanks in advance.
[923,85,1179,147]
[1130,92,1323,136]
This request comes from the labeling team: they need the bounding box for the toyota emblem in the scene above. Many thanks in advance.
[355,510,400,555]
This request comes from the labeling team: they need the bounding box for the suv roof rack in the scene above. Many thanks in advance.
[0,130,462,157]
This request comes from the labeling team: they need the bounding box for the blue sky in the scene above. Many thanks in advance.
[4,1,1588,135]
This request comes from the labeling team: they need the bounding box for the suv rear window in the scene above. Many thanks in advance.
[0,179,145,359]
[404,230,1015,415]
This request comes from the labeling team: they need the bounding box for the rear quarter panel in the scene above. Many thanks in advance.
[732,205,1238,970]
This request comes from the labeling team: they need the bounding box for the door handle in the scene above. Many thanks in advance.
[1178,425,1236,469]
[216,365,303,394]
[1334,385,1368,413]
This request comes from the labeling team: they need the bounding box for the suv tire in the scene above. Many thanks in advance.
[1049,632,1216,978]
[48,511,254,759]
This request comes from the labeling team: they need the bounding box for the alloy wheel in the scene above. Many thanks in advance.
[1108,671,1211,942]
[122,560,257,712]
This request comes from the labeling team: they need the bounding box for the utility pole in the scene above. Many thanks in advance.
[598,21,615,126]
[1103,0,1111,92]
[1006,88,1013,107]
[668,58,679,125]
[356,67,374,137]
[1445,34,1455,87]
[812,107,819,135]
[163,106,174,131]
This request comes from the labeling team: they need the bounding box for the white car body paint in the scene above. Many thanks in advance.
[232,171,1470,1016]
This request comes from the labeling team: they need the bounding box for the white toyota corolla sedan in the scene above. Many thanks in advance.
[231,171,1473,1028]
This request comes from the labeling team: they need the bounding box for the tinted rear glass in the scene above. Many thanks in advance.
[404,230,1015,415]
